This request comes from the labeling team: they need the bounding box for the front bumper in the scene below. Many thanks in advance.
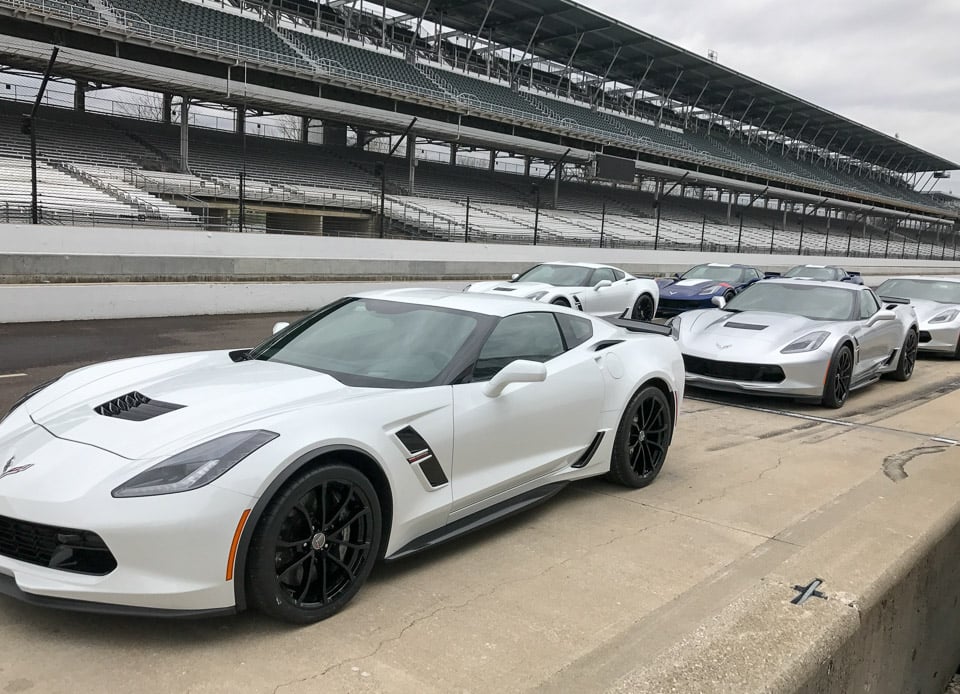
[0,424,255,614]
[657,297,716,318]
[917,323,960,354]
[682,349,831,399]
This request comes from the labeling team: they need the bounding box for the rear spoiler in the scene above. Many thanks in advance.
[879,295,911,305]
[763,271,782,278]
[609,316,673,337]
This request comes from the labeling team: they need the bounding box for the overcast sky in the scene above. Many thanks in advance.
[584,0,960,192]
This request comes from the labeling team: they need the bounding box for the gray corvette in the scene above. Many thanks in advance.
[874,276,960,358]
[671,278,919,408]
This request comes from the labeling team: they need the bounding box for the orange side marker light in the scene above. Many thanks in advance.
[226,509,252,582]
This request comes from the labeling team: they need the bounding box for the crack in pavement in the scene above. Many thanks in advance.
[882,445,951,482]
[270,516,678,694]
[695,456,784,507]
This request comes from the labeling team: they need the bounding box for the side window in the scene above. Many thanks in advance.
[556,313,594,349]
[859,291,880,319]
[746,268,761,281]
[611,269,625,281]
[592,268,616,285]
[472,313,565,381]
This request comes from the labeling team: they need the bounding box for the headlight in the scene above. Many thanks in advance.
[929,309,959,324]
[527,291,549,300]
[781,331,830,354]
[698,284,726,295]
[666,316,681,340]
[0,378,58,426]
[112,430,278,498]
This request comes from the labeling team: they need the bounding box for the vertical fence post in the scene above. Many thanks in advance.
[533,188,540,245]
[700,215,706,252]
[465,195,470,243]
[797,213,805,256]
[846,231,852,257]
[941,238,947,260]
[867,234,873,257]
[823,226,830,256]
[599,202,605,248]
[769,226,775,254]
[736,210,743,253]
[653,199,661,250]
[915,237,921,260]
[884,231,890,258]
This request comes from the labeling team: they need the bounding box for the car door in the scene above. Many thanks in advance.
[852,290,900,376]
[578,267,622,316]
[450,311,605,516]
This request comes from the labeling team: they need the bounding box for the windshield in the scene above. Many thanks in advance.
[725,282,857,321]
[876,279,960,304]
[514,264,595,287]
[681,265,746,284]
[783,266,839,280]
[252,298,482,387]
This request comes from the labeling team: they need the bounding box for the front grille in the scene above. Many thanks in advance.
[919,331,932,344]
[659,299,694,309]
[683,355,785,383]
[0,514,117,575]
[95,391,184,421]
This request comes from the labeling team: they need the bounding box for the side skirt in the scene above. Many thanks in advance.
[386,482,568,561]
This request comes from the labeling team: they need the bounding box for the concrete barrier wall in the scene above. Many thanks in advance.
[3,224,960,322]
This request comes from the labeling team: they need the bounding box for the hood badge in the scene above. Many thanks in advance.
[716,342,733,350]
[1,455,33,480]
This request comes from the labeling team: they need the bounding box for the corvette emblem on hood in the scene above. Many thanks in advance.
[716,342,733,350]
[0,455,33,480]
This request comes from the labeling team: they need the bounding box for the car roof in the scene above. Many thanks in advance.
[348,288,577,317]
[696,263,755,269]
[880,275,960,283]
[541,261,618,270]
[762,278,865,291]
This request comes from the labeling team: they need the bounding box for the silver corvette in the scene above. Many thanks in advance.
[874,276,960,358]
[671,278,919,408]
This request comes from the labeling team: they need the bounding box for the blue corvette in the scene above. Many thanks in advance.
[655,263,764,317]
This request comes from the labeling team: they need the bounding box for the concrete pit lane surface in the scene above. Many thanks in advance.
[1,314,960,694]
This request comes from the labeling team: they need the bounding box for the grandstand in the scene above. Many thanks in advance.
[0,0,956,257]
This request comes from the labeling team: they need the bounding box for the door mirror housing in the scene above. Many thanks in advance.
[510,273,519,281]
[482,360,547,397]
[594,279,613,290]
[272,321,290,335]
[711,295,726,309]
[867,310,896,327]
[673,272,682,279]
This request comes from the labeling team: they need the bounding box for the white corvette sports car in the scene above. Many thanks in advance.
[464,262,660,320]
[0,289,684,623]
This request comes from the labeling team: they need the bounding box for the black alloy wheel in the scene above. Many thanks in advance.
[247,464,381,624]
[606,386,672,488]
[891,329,918,381]
[632,294,656,321]
[822,344,854,408]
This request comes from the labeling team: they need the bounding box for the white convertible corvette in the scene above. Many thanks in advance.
[464,261,660,320]
[0,289,684,623]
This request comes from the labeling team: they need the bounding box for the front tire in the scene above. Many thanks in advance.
[890,329,918,381]
[631,294,656,321]
[821,344,853,408]
[247,463,381,624]
[606,386,673,488]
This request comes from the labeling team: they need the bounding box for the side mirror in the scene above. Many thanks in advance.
[594,279,613,290]
[482,360,547,398]
[511,273,519,281]
[272,321,290,335]
[673,272,682,279]
[867,311,896,327]
[711,295,726,309]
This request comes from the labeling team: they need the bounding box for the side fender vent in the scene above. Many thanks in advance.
[396,426,448,488]
[94,392,185,421]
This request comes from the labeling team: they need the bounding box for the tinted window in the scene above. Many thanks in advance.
[859,291,880,319]
[725,282,857,321]
[876,278,960,304]
[253,298,480,387]
[592,268,616,284]
[612,269,625,281]
[514,264,593,287]
[783,265,839,281]
[473,313,564,381]
[556,313,594,348]
[681,265,746,284]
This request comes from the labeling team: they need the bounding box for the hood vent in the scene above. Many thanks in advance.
[725,322,768,331]
[492,287,516,292]
[94,392,185,421]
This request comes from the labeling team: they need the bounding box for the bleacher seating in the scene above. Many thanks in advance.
[424,68,548,121]
[107,0,299,63]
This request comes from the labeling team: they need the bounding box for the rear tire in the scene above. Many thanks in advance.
[890,329,918,381]
[821,344,854,409]
[606,386,672,488]
[631,294,656,321]
[247,464,381,624]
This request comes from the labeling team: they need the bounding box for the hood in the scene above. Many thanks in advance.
[467,281,561,297]
[679,309,840,356]
[911,298,960,324]
[27,351,371,460]
[660,278,731,298]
